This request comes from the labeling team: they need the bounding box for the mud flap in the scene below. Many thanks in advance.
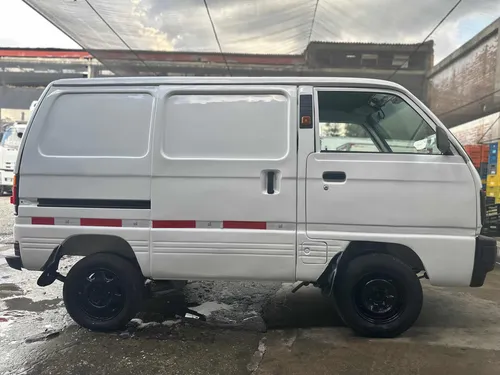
[37,245,66,286]
[322,251,344,296]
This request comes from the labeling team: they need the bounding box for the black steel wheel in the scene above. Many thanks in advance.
[334,253,423,338]
[353,274,404,324]
[63,253,144,331]
[78,268,125,321]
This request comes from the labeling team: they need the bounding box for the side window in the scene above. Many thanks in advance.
[317,91,440,154]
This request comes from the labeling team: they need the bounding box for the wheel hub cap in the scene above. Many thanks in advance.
[355,275,404,324]
[77,269,125,321]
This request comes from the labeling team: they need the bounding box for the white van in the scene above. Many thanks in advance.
[0,122,26,195]
[6,77,496,337]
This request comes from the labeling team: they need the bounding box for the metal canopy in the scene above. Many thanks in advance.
[22,0,500,76]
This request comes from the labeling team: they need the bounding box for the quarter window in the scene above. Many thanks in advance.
[318,91,440,154]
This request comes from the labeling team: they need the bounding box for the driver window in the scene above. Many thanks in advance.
[317,91,440,154]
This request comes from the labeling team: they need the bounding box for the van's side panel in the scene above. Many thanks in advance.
[16,86,155,275]
[150,85,298,281]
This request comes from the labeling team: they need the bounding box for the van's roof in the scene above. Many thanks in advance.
[51,76,408,92]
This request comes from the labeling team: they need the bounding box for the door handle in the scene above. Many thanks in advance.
[267,171,275,194]
[323,171,346,182]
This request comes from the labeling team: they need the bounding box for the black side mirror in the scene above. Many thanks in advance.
[436,126,451,155]
[17,132,23,139]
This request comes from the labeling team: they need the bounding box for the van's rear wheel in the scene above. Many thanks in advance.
[63,253,144,331]
[334,253,423,338]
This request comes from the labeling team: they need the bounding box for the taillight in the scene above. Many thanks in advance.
[10,174,17,214]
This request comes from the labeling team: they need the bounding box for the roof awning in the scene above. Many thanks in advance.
[23,0,493,76]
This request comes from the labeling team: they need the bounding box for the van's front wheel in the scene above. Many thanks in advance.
[334,253,423,338]
[63,253,144,331]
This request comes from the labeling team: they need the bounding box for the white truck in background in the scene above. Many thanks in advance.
[0,123,26,195]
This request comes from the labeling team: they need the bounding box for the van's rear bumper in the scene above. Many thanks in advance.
[470,235,497,287]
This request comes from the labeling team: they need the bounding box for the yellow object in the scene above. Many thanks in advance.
[487,174,500,187]
[486,186,500,197]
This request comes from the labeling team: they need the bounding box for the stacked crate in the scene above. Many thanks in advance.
[485,143,499,202]
[484,200,499,234]
[482,143,500,235]
[464,144,489,190]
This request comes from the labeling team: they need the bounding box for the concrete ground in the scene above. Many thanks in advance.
[1,196,500,374]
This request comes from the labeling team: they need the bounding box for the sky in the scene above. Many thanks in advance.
[1,0,500,63]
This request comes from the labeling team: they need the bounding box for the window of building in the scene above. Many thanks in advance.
[162,93,289,160]
[317,91,440,154]
[361,53,378,67]
[392,54,409,69]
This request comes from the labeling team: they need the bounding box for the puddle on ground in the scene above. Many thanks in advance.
[3,298,61,312]
[0,283,23,298]
[136,283,342,333]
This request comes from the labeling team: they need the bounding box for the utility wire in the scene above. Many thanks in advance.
[306,0,320,47]
[437,88,500,117]
[83,0,158,76]
[477,114,500,143]
[387,0,463,80]
[21,0,124,77]
[203,0,231,76]
[301,0,320,76]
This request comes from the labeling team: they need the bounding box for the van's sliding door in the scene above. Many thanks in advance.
[150,85,298,281]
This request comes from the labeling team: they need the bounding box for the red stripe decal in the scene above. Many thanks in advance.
[32,217,55,225]
[153,220,196,229]
[80,218,122,227]
[223,221,267,230]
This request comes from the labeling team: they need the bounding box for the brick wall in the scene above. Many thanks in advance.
[449,112,500,145]
[429,26,500,127]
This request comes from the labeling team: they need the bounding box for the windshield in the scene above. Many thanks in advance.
[1,127,23,149]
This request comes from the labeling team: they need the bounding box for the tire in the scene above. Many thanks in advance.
[63,253,144,331]
[334,253,423,338]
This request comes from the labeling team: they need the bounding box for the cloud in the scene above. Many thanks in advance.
[121,0,500,60]
[9,0,500,63]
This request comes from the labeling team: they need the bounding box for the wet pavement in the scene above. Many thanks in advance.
[1,196,500,374]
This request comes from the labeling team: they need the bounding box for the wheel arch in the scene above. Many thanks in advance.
[60,234,144,275]
[317,241,426,287]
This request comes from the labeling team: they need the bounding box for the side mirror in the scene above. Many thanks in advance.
[17,132,23,139]
[436,126,451,155]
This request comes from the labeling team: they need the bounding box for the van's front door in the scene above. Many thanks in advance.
[150,85,298,281]
[304,87,477,286]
